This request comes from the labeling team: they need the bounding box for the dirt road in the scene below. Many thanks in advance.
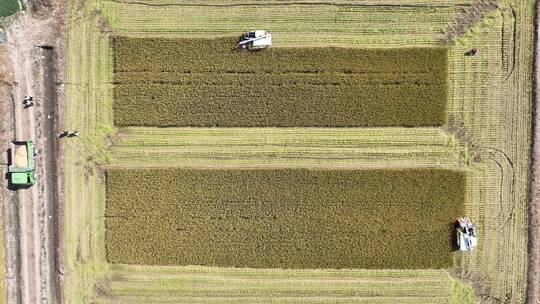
[0,2,63,303]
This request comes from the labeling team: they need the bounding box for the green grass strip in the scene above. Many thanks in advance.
[0,0,20,17]
[114,37,448,127]
[106,168,465,269]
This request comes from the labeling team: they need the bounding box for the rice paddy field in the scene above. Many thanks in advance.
[62,0,534,303]
[106,168,465,269]
[114,37,448,127]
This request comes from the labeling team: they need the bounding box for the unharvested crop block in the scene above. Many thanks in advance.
[114,37,448,127]
[106,168,466,269]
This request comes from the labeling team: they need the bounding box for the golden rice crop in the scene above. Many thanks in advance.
[114,37,448,127]
[106,168,466,269]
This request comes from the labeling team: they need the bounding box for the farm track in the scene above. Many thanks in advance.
[0,52,18,303]
[0,7,63,304]
[62,0,534,303]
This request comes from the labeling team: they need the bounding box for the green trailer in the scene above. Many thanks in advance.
[8,141,35,186]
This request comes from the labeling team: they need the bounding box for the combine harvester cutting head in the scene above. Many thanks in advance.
[453,217,477,251]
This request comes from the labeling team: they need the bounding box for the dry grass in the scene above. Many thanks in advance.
[100,1,461,47]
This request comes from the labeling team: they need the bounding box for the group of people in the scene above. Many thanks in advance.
[22,95,34,108]
[59,130,79,138]
[23,95,80,139]
[464,48,477,57]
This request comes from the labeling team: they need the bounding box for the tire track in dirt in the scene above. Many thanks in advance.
[5,27,40,303]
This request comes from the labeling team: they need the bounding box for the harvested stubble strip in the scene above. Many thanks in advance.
[106,168,466,269]
[114,37,448,127]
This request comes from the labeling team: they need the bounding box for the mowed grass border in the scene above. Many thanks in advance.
[114,37,448,128]
[105,168,466,269]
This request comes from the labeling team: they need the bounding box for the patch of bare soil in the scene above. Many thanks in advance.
[0,0,66,302]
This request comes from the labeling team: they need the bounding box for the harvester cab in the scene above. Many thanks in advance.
[238,30,272,50]
[453,218,477,251]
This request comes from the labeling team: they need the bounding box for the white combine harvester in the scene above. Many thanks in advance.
[454,218,477,251]
[238,30,272,50]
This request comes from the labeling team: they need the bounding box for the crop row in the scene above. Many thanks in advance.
[115,37,447,73]
[106,168,466,269]
[114,37,448,127]
[115,79,446,127]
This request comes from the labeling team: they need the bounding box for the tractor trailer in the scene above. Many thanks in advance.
[8,141,35,186]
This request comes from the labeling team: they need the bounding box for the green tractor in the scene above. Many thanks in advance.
[8,141,36,187]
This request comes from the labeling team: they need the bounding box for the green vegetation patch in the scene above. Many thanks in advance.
[0,0,20,17]
[106,168,466,269]
[114,37,448,127]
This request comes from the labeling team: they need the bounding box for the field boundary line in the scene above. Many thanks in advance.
[111,1,471,8]
[526,0,540,303]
